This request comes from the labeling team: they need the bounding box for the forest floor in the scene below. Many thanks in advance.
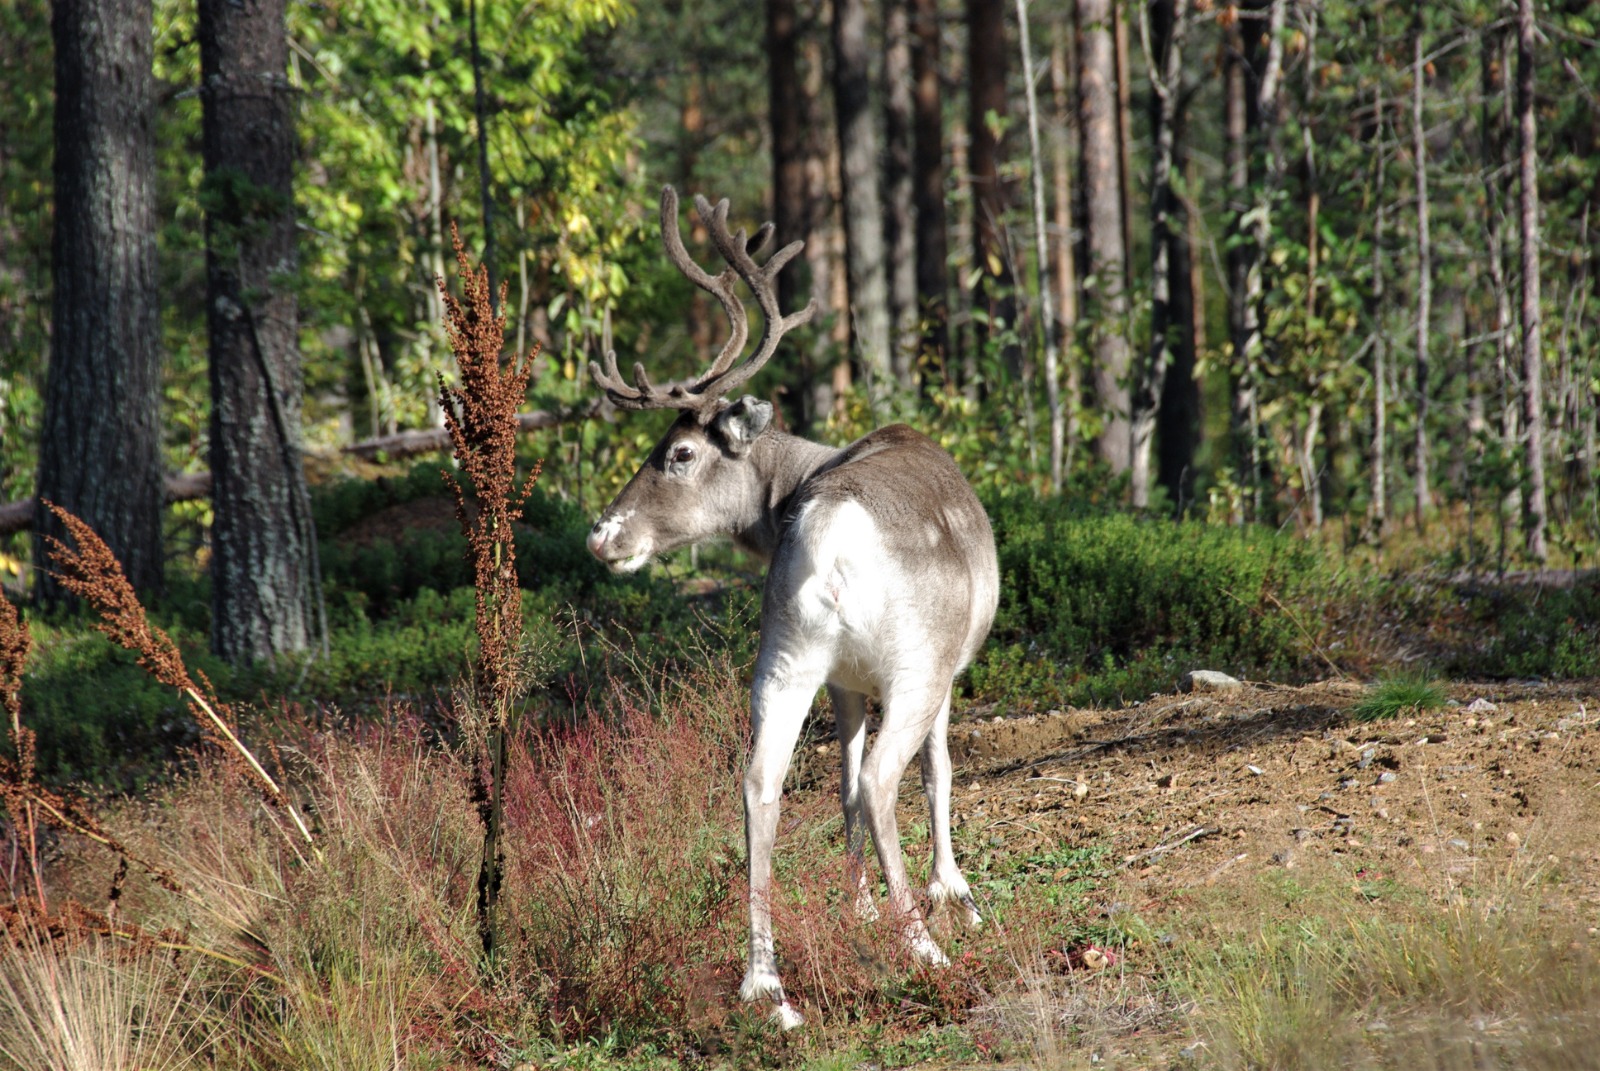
[780,677,1600,1069]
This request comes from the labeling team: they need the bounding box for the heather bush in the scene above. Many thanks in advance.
[972,494,1337,706]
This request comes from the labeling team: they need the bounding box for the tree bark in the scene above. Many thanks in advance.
[1017,0,1063,489]
[1112,0,1135,293]
[768,0,812,428]
[1131,0,1189,508]
[884,0,918,391]
[1049,29,1080,474]
[199,0,320,663]
[802,26,841,426]
[1080,0,1130,472]
[1158,116,1202,513]
[1516,0,1547,561]
[968,0,1018,374]
[832,0,894,412]
[1369,68,1389,535]
[468,0,497,313]
[1227,0,1286,521]
[35,0,163,600]
[910,0,950,377]
[1411,14,1432,526]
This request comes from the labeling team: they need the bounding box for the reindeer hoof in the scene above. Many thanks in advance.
[909,931,950,967]
[772,1001,805,1030]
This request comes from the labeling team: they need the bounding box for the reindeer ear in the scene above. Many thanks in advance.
[712,396,773,456]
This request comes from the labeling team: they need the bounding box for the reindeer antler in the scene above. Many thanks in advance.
[590,186,817,419]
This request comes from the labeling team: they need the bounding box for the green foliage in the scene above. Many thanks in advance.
[1458,579,1600,680]
[1349,671,1449,723]
[972,493,1334,707]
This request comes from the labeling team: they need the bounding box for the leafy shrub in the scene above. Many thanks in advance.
[974,494,1335,706]
[1457,578,1600,679]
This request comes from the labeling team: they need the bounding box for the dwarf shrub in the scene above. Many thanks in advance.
[973,494,1335,705]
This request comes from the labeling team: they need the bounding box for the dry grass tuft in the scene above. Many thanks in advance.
[0,925,207,1071]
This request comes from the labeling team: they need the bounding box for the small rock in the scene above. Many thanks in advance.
[1448,838,1471,852]
[1180,670,1243,693]
[1271,848,1296,867]
[1073,780,1090,800]
[1358,747,1377,770]
[1507,831,1521,847]
[1246,764,1264,776]
[1340,778,1358,790]
[1375,807,1390,819]
[1376,771,1397,785]
[1465,697,1498,713]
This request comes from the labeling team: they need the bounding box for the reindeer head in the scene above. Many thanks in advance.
[586,188,815,573]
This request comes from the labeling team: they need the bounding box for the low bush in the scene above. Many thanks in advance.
[973,495,1337,707]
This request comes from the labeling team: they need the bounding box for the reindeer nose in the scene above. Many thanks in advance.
[587,521,608,557]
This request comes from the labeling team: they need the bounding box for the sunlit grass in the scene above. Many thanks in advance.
[1350,672,1448,722]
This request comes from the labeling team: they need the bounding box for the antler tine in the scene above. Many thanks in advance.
[693,201,818,402]
[661,186,750,390]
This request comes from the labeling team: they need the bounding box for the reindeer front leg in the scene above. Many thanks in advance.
[740,666,818,1030]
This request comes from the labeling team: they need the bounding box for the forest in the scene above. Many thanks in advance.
[1,0,1600,1068]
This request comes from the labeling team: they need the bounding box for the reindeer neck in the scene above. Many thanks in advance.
[731,431,840,562]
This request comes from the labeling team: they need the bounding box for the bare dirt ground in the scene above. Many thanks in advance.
[879,678,1600,1065]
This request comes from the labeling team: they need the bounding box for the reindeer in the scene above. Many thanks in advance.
[586,188,999,1029]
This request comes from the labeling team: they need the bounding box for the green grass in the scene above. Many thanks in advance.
[1349,672,1449,723]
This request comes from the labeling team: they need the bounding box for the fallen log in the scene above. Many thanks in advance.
[0,472,215,537]
[0,401,607,536]
[343,399,608,461]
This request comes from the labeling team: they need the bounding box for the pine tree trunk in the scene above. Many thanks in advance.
[1223,7,1258,520]
[910,0,950,377]
[1411,16,1432,526]
[199,0,319,663]
[1516,0,1547,561]
[1080,0,1130,472]
[1017,0,1063,488]
[1049,30,1080,474]
[1131,0,1188,508]
[968,0,1017,375]
[803,25,840,427]
[768,0,813,428]
[1369,68,1389,535]
[832,0,893,412]
[1157,130,1202,513]
[884,0,918,391]
[36,0,163,600]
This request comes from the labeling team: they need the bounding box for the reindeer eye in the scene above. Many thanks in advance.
[668,443,695,465]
